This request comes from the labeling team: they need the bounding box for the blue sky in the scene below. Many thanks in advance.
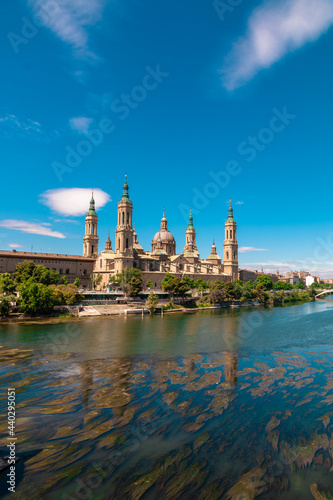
[1,0,333,277]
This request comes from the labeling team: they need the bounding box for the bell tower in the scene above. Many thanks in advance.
[223,201,238,280]
[83,192,99,258]
[114,175,134,273]
[184,210,198,253]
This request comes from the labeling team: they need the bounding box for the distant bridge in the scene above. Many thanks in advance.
[315,290,333,299]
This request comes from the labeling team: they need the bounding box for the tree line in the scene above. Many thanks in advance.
[0,261,83,317]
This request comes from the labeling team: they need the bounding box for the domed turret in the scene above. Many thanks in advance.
[206,239,222,265]
[151,209,176,256]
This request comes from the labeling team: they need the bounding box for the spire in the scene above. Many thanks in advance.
[88,190,96,215]
[121,174,130,201]
[211,240,217,254]
[227,199,234,221]
[105,233,112,250]
[161,208,167,230]
[188,209,194,229]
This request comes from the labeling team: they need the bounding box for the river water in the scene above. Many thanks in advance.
[0,299,333,499]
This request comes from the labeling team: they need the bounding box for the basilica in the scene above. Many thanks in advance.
[83,176,239,290]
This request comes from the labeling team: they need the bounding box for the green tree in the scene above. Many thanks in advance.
[0,297,11,317]
[73,278,80,288]
[162,273,179,296]
[294,282,305,289]
[49,269,60,285]
[195,278,208,298]
[19,281,55,316]
[174,279,190,303]
[118,269,143,297]
[254,275,273,290]
[224,282,235,300]
[32,265,52,285]
[145,292,159,313]
[182,276,196,289]
[255,284,269,304]
[60,276,69,285]
[14,261,35,284]
[0,273,16,295]
[146,279,153,289]
[274,281,292,290]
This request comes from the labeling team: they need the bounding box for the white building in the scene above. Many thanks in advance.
[306,276,315,287]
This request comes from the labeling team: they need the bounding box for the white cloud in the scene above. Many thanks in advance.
[28,0,106,59]
[69,116,93,134]
[40,188,111,216]
[8,243,24,248]
[239,247,269,253]
[0,220,65,239]
[0,114,42,138]
[221,0,333,91]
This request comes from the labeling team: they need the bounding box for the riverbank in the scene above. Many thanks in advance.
[0,296,317,323]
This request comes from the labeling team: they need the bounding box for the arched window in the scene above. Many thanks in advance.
[92,224,95,235]
[230,230,232,239]
[118,213,120,225]
[233,252,236,260]
[226,230,228,239]
[126,238,129,249]
[122,212,124,224]
[227,251,229,260]
[126,212,129,224]
[117,238,120,250]
[89,224,91,234]
[92,245,94,254]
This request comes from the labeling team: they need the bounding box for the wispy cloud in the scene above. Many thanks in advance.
[0,113,60,142]
[0,114,42,139]
[221,0,333,91]
[8,243,24,249]
[28,0,106,60]
[69,116,93,134]
[40,188,111,216]
[0,220,66,239]
[239,246,269,253]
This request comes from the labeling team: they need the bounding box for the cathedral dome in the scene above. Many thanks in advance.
[152,230,175,243]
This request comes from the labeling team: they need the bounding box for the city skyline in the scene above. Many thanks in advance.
[1,0,333,278]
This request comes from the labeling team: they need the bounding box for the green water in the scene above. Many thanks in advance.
[0,299,333,499]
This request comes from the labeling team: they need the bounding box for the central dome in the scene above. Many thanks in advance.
[151,209,176,256]
[153,230,175,243]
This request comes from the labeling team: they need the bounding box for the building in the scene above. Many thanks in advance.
[306,276,315,287]
[90,176,239,290]
[238,269,280,284]
[0,250,94,289]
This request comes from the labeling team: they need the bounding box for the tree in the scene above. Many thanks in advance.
[162,273,179,295]
[74,278,80,288]
[195,279,208,298]
[254,275,273,290]
[182,276,196,289]
[294,282,305,289]
[146,292,159,313]
[274,281,292,290]
[0,297,11,317]
[146,279,153,289]
[117,269,143,297]
[255,284,269,304]
[0,273,16,295]
[32,265,52,285]
[224,282,235,300]
[14,261,35,284]
[19,281,55,316]
[174,279,190,303]
[209,288,225,304]
[49,269,60,285]
[61,276,69,285]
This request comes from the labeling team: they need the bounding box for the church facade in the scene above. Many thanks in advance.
[83,176,239,290]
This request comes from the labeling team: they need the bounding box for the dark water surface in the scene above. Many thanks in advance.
[1,299,333,499]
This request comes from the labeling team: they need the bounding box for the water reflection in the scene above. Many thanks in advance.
[1,304,333,499]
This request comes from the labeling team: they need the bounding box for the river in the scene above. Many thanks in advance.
[0,298,333,499]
